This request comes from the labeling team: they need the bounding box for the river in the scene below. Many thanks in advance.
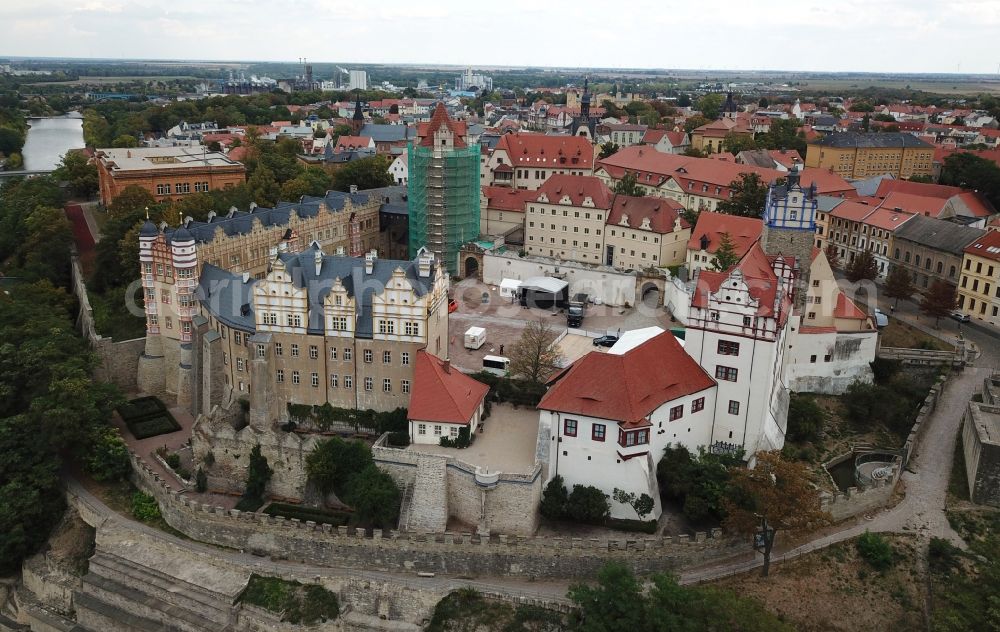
[21,114,85,172]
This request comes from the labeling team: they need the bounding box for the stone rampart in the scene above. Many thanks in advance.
[126,450,743,580]
[69,253,146,392]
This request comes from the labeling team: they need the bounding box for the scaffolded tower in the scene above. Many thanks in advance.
[408,103,480,276]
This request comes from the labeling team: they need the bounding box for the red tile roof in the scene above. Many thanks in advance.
[407,352,489,424]
[538,331,715,426]
[607,195,688,234]
[417,103,468,148]
[691,242,790,321]
[834,293,868,320]
[878,191,946,216]
[534,174,613,208]
[495,133,593,169]
[875,178,962,200]
[829,200,877,223]
[861,207,916,231]
[482,186,535,212]
[597,146,855,199]
[686,211,762,255]
[334,136,373,150]
[964,230,1000,262]
[768,149,803,170]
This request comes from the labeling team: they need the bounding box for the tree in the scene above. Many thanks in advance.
[920,280,957,327]
[111,134,138,148]
[758,97,769,108]
[723,451,831,576]
[598,141,620,159]
[756,118,807,154]
[4,152,22,170]
[343,464,400,528]
[710,231,740,272]
[612,488,655,520]
[108,184,156,219]
[566,485,610,524]
[305,437,373,497]
[612,171,642,196]
[568,563,648,632]
[247,165,281,207]
[540,475,568,520]
[717,172,767,218]
[53,151,99,198]
[696,94,724,120]
[940,152,1000,209]
[85,427,131,482]
[677,94,692,108]
[330,155,394,192]
[683,114,710,134]
[786,394,824,443]
[845,250,878,282]
[722,132,756,155]
[508,319,563,383]
[824,243,841,270]
[657,445,740,524]
[884,265,915,308]
[242,444,273,506]
[0,127,25,155]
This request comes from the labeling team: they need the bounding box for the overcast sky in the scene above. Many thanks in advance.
[2,0,999,74]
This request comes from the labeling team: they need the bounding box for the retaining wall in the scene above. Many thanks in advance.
[127,451,743,580]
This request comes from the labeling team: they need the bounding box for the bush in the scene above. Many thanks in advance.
[240,574,339,624]
[305,437,374,496]
[928,537,961,573]
[195,467,207,493]
[566,485,610,524]
[439,427,472,449]
[85,427,131,482]
[116,396,166,421]
[787,394,824,443]
[856,531,894,570]
[540,476,569,520]
[126,414,181,440]
[165,453,181,469]
[657,445,740,525]
[130,492,161,522]
[240,444,272,508]
[387,432,410,447]
[234,496,264,512]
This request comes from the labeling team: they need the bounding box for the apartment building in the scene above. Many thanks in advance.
[524,175,611,263]
[957,231,1000,324]
[196,246,449,416]
[804,132,935,179]
[482,133,594,190]
[595,146,855,212]
[604,196,690,270]
[891,214,984,290]
[479,186,535,236]
[95,146,246,206]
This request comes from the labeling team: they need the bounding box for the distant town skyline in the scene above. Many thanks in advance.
[2,0,999,75]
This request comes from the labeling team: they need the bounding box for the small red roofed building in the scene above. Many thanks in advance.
[604,196,691,269]
[642,129,690,154]
[333,135,375,152]
[538,329,718,519]
[483,133,594,190]
[408,351,489,444]
[480,185,535,236]
[689,117,754,155]
[685,212,763,273]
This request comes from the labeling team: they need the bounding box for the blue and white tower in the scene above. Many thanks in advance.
[761,166,819,309]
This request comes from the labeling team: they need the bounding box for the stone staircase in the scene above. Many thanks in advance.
[406,454,448,532]
[73,552,236,632]
[397,480,415,531]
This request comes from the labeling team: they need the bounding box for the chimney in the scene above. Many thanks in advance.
[314,248,323,276]
[442,359,451,373]
[365,250,376,274]
[350,184,358,194]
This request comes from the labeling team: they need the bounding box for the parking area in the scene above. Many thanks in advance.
[406,404,539,474]
[447,278,679,373]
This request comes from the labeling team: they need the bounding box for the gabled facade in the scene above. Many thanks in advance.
[483,133,594,190]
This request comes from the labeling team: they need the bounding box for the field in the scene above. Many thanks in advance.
[26,75,197,85]
[794,77,1000,96]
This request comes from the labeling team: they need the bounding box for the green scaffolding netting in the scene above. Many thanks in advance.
[407,142,481,276]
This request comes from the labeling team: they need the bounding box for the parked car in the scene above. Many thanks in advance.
[950,311,970,323]
[593,334,619,347]
[448,299,458,313]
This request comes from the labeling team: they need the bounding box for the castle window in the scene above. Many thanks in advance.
[715,365,738,382]
[156,183,170,195]
[364,349,373,363]
[669,405,683,421]
[728,400,740,415]
[344,375,353,389]
[276,369,284,383]
[592,423,606,441]
[364,377,373,391]
[383,379,392,393]
[717,340,740,356]
[274,342,282,356]
[291,371,300,385]
[344,348,352,361]
[378,320,395,335]
[311,373,319,388]
[691,397,705,413]
[331,316,348,331]
[309,345,318,359]
[401,352,410,365]
[256,344,265,359]
[383,351,392,364]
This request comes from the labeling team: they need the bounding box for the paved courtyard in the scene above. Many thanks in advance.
[407,404,539,474]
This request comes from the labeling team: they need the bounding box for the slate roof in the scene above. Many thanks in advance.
[892,214,985,255]
[164,186,407,245]
[810,132,933,149]
[197,245,436,337]
[359,124,417,143]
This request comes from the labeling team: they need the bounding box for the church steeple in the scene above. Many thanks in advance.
[580,77,591,120]
[351,91,364,134]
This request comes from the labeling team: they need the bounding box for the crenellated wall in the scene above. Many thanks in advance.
[126,450,743,580]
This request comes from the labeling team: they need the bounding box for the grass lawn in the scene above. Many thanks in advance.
[239,575,340,624]
[878,319,947,351]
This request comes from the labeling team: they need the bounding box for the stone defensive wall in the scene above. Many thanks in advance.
[126,450,745,580]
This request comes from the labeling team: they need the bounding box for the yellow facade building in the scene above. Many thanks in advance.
[958,231,1000,324]
[805,132,934,179]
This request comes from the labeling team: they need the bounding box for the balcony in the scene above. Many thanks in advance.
[175,277,197,289]
[176,306,198,319]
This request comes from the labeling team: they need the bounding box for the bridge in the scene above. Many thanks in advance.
[0,169,55,182]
